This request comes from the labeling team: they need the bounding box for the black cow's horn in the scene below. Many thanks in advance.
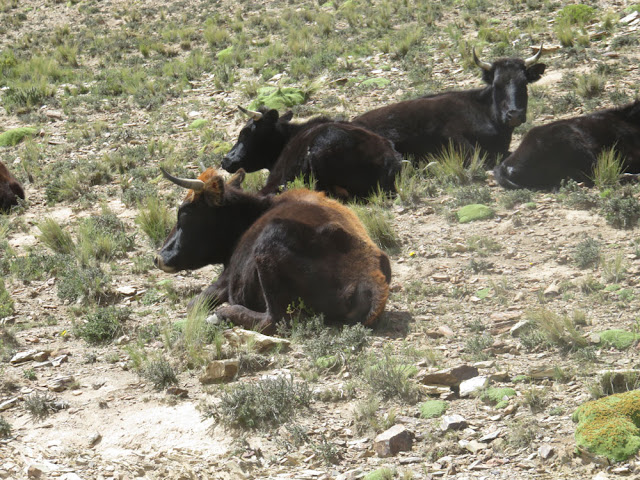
[160,167,205,192]
[238,105,263,121]
[472,48,492,71]
[524,43,543,67]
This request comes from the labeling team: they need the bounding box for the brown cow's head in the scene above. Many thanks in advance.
[154,167,247,273]
[221,107,294,173]
[473,46,546,128]
[0,161,25,213]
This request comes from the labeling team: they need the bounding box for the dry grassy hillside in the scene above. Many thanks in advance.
[1,0,640,478]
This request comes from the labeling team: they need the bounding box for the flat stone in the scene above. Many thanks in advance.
[199,359,239,384]
[419,365,479,387]
[543,283,559,296]
[621,11,639,24]
[538,443,554,459]
[32,351,50,362]
[510,320,530,337]
[438,325,455,337]
[463,440,487,454]
[441,414,468,431]
[0,397,19,411]
[479,429,501,442]
[223,327,290,353]
[373,424,414,457]
[459,376,489,398]
[10,350,37,364]
[48,375,75,392]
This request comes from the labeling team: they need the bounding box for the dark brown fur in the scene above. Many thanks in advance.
[0,160,25,212]
[155,168,391,333]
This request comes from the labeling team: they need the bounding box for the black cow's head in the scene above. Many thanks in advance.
[221,106,294,173]
[154,167,246,273]
[474,46,546,128]
[0,161,25,213]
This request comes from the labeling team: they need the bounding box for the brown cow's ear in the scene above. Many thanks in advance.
[203,176,225,206]
[227,169,245,188]
[526,63,546,83]
[281,111,294,122]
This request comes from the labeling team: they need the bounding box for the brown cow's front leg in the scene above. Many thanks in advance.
[188,271,230,311]
[214,305,276,334]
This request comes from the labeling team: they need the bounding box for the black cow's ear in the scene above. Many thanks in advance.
[10,181,25,200]
[203,176,225,206]
[526,63,546,83]
[227,169,245,188]
[281,111,294,122]
[481,69,494,85]
[264,109,280,123]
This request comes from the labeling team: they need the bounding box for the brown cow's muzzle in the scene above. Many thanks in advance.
[154,254,177,273]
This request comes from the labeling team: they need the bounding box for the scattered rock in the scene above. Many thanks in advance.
[461,439,486,454]
[459,375,489,398]
[199,359,239,384]
[419,365,479,387]
[480,429,502,442]
[543,283,560,296]
[88,432,102,447]
[0,397,19,411]
[510,320,531,337]
[10,350,37,364]
[441,414,468,431]
[539,443,554,459]
[48,375,75,392]
[373,424,414,457]
[223,327,291,353]
[166,386,189,397]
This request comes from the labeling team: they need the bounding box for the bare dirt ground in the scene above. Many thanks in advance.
[1,0,640,479]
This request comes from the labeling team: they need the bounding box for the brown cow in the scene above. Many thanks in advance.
[154,167,391,333]
[0,160,25,212]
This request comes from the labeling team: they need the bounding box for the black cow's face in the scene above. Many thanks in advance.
[221,109,292,173]
[481,59,546,128]
[155,169,244,272]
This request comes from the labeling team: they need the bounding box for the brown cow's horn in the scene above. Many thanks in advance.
[472,48,492,71]
[238,105,263,121]
[160,167,205,192]
[524,43,543,67]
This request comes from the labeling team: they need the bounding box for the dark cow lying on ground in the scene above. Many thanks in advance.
[154,167,391,333]
[221,107,402,199]
[0,160,25,212]
[494,100,640,190]
[352,46,546,165]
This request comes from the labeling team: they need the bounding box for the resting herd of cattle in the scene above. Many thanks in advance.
[2,47,640,331]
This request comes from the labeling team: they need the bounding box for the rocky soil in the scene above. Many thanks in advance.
[1,0,640,479]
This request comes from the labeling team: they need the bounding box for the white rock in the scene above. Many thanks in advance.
[459,375,489,397]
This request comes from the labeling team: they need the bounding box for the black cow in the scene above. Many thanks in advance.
[154,167,391,333]
[222,107,402,199]
[352,47,546,165]
[0,160,25,212]
[494,100,640,189]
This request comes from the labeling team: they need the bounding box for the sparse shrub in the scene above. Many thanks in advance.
[352,397,396,434]
[601,252,627,283]
[24,391,65,422]
[602,189,640,229]
[426,141,487,186]
[590,370,640,399]
[507,417,540,448]
[465,333,494,360]
[37,219,75,254]
[57,263,111,304]
[499,189,533,209]
[521,385,549,412]
[558,4,596,25]
[350,204,400,253]
[466,235,501,256]
[0,279,14,320]
[209,375,312,429]
[520,308,588,353]
[360,351,420,403]
[559,180,599,209]
[75,307,129,344]
[137,196,173,248]
[573,237,601,269]
[0,416,11,438]
[76,211,134,263]
[480,387,516,409]
[452,184,493,207]
[143,355,179,390]
[394,162,432,205]
[575,73,605,99]
[592,147,624,189]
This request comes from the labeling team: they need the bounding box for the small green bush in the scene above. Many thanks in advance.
[0,279,14,320]
[37,218,75,254]
[456,204,495,223]
[480,387,516,409]
[592,147,624,189]
[350,204,400,253]
[75,307,129,344]
[137,196,173,248]
[24,391,64,422]
[602,190,640,229]
[419,400,448,419]
[573,237,601,269]
[210,375,312,429]
[0,416,11,438]
[500,189,533,209]
[143,356,179,390]
[558,4,596,25]
[57,263,111,304]
[0,127,38,147]
[360,351,420,403]
[599,329,640,350]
